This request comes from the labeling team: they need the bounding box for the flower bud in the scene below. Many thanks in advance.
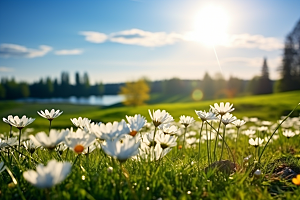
[107,166,113,174]
[254,169,262,178]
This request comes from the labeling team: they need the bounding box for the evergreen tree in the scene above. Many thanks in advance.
[19,82,30,98]
[0,83,6,99]
[60,72,71,97]
[83,72,90,96]
[278,19,300,91]
[75,72,81,87]
[256,58,273,94]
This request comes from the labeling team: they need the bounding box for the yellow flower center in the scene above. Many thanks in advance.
[74,144,84,154]
[129,130,138,136]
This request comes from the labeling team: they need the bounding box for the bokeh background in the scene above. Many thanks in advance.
[0,0,299,105]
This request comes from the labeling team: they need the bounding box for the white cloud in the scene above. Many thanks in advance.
[79,31,108,43]
[80,29,283,51]
[54,49,83,55]
[80,29,184,47]
[0,66,14,72]
[0,44,52,58]
[226,34,283,51]
[109,29,184,47]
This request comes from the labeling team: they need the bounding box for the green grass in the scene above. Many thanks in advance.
[1,90,299,133]
[1,91,300,199]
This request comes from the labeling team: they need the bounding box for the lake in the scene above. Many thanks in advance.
[15,95,125,106]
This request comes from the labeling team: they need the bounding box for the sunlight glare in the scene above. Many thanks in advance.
[189,5,230,46]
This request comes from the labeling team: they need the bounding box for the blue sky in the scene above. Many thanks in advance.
[0,0,299,84]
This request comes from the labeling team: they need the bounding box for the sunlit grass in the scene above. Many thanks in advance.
[1,90,299,133]
[0,90,300,199]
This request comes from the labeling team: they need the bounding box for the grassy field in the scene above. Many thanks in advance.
[0,90,299,133]
[0,91,300,199]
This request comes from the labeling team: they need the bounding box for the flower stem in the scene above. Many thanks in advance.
[8,125,12,139]
[49,120,52,134]
[213,116,222,161]
[152,126,157,144]
[258,103,300,164]
[18,129,22,152]
[206,121,235,163]
[182,126,187,154]
[72,154,80,167]
[198,122,204,170]
[1,155,26,200]
[219,125,227,161]
[205,122,210,166]
[18,128,22,161]
[235,127,240,162]
[86,147,90,171]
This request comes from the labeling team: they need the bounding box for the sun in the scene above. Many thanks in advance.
[188,5,230,46]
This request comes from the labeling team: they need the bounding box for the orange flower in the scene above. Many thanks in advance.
[292,174,300,185]
[178,145,182,150]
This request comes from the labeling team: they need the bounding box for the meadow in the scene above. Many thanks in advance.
[0,90,300,200]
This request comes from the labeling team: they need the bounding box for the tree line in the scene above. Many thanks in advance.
[0,60,272,101]
[0,72,105,100]
[0,19,299,101]
[0,57,290,101]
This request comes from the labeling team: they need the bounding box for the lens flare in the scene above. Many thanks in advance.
[192,89,203,101]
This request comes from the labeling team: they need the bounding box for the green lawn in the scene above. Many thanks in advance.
[1,91,300,199]
[0,90,299,133]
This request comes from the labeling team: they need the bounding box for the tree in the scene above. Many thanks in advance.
[226,76,244,97]
[213,73,227,98]
[255,58,273,94]
[201,72,214,100]
[0,83,5,99]
[278,19,300,92]
[163,78,186,95]
[19,82,30,98]
[83,72,90,96]
[119,79,150,106]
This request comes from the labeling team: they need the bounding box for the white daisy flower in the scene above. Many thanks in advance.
[155,131,177,149]
[220,113,237,125]
[92,119,130,141]
[232,119,246,128]
[70,117,92,130]
[29,129,68,150]
[248,138,264,147]
[101,136,140,162]
[0,137,18,148]
[282,130,296,138]
[126,114,147,136]
[64,129,96,154]
[23,139,37,154]
[243,129,256,137]
[258,126,268,132]
[195,109,218,122]
[210,102,234,116]
[2,115,35,129]
[148,109,174,127]
[179,115,195,127]
[158,124,178,135]
[23,160,71,188]
[138,143,171,161]
[37,109,63,121]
